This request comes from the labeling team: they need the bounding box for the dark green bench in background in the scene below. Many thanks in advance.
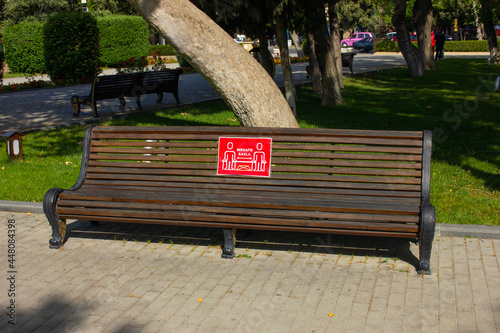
[71,69,182,118]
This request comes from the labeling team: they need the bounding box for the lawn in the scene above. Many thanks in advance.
[0,58,499,225]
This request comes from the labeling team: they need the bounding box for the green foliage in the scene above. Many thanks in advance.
[148,45,177,57]
[3,0,73,25]
[44,12,100,82]
[444,40,490,52]
[3,21,45,73]
[376,39,401,52]
[97,15,150,67]
[0,49,4,84]
[376,39,490,52]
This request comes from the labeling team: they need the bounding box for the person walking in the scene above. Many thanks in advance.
[435,30,446,60]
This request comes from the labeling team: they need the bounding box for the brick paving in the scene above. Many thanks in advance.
[1,210,498,332]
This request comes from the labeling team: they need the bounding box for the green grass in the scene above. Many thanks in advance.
[0,58,498,225]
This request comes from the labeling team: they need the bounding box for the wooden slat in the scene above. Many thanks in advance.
[56,214,418,238]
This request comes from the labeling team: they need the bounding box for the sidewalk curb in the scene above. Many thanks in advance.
[2,200,499,240]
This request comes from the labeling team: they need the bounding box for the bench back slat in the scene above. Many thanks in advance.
[83,126,426,207]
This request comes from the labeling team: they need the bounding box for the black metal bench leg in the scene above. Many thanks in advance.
[222,229,236,259]
[43,188,66,249]
[174,90,180,104]
[418,204,436,275]
[71,96,83,117]
[156,92,163,104]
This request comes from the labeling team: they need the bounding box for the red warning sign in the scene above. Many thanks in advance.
[217,137,272,177]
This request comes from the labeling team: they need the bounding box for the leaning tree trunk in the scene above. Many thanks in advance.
[413,0,436,70]
[480,0,500,64]
[328,0,344,89]
[392,0,425,76]
[306,32,323,94]
[275,16,297,116]
[126,0,299,128]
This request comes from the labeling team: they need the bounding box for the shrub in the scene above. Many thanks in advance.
[98,15,149,67]
[148,44,176,56]
[375,40,401,52]
[44,12,100,83]
[3,21,45,73]
[376,39,490,52]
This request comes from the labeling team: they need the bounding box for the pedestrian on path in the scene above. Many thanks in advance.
[435,30,446,61]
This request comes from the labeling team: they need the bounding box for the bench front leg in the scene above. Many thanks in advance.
[222,229,236,259]
[71,95,84,117]
[418,203,436,275]
[43,188,67,249]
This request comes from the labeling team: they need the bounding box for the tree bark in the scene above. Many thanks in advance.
[305,2,343,106]
[473,0,484,40]
[328,1,344,89]
[275,16,297,116]
[126,0,299,128]
[413,0,436,70]
[306,32,322,94]
[392,0,425,77]
[257,27,275,79]
[290,30,305,58]
[480,0,500,64]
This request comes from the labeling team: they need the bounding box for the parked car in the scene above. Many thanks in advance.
[391,33,418,42]
[353,37,373,52]
[340,32,373,47]
[385,32,397,39]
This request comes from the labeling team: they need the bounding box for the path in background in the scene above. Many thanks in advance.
[0,52,490,133]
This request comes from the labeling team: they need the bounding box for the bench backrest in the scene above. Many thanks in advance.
[141,69,181,94]
[92,73,141,100]
[85,126,431,208]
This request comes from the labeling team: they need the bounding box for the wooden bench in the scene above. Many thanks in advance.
[71,69,182,118]
[44,126,436,274]
[306,52,355,76]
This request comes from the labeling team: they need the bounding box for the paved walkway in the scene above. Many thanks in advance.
[1,51,497,332]
[0,210,499,332]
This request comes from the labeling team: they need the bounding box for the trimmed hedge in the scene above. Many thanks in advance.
[148,44,176,56]
[3,21,45,73]
[376,39,490,52]
[98,15,149,67]
[44,12,100,83]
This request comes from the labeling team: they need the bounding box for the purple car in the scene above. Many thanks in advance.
[341,32,374,47]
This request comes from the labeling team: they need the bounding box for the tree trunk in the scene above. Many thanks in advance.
[257,27,275,79]
[413,0,436,70]
[473,0,484,40]
[126,0,299,128]
[306,32,322,94]
[290,30,305,58]
[480,0,500,64]
[305,2,343,106]
[392,0,425,77]
[275,16,297,116]
[328,1,344,89]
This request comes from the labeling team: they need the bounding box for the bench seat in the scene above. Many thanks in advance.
[44,126,436,274]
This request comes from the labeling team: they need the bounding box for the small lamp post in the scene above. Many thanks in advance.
[81,0,88,13]
[2,130,23,160]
